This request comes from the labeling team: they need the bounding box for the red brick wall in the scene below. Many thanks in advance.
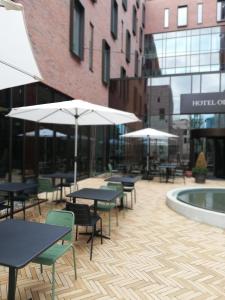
[145,0,225,34]
[16,0,144,107]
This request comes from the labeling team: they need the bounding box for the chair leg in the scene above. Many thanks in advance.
[52,263,55,300]
[37,197,41,215]
[40,264,43,273]
[131,192,133,210]
[134,188,137,203]
[116,207,119,226]
[71,245,77,280]
[90,226,94,260]
[108,209,111,237]
[22,202,25,220]
[100,219,103,244]
[75,225,78,240]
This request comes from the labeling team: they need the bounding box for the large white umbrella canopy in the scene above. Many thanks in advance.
[121,128,178,172]
[7,99,139,188]
[0,0,42,90]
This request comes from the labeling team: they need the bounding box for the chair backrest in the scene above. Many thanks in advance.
[46,210,74,242]
[24,177,38,195]
[65,202,92,226]
[38,178,54,193]
[66,177,74,184]
[107,182,123,192]
[108,163,112,173]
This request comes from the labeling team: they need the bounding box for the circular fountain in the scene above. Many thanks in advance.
[167,187,225,228]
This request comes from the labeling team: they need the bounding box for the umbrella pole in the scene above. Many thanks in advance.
[74,111,78,191]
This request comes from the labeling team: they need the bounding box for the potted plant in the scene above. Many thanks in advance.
[192,152,207,183]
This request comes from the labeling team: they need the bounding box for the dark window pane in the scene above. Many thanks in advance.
[102,40,110,85]
[111,0,118,39]
[70,0,85,60]
[126,30,131,63]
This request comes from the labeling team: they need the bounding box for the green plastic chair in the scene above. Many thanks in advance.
[38,178,59,201]
[107,163,119,177]
[96,185,119,236]
[32,210,77,300]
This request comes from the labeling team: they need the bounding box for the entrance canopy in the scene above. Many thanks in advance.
[0,0,42,90]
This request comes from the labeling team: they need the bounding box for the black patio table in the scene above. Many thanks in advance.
[66,188,122,239]
[43,172,74,203]
[0,219,70,300]
[159,164,177,183]
[105,175,139,185]
[0,182,38,219]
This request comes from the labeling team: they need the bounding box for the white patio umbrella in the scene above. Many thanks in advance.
[7,99,139,189]
[121,128,178,173]
[0,0,42,90]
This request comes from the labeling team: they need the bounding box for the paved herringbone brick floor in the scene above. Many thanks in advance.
[1,177,225,299]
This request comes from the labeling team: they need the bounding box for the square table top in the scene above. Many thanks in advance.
[67,188,122,202]
[43,172,74,180]
[0,182,37,193]
[105,175,139,184]
[0,219,70,268]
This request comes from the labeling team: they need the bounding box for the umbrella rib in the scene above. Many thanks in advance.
[62,108,91,118]
[0,59,42,81]
[37,108,64,122]
[94,111,116,124]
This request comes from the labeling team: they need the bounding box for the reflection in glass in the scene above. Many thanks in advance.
[201,74,220,92]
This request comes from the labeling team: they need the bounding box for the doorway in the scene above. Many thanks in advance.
[192,137,225,178]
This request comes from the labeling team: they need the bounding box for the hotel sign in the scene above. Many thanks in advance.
[180,92,225,114]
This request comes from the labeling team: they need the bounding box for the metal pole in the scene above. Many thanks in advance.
[74,110,78,190]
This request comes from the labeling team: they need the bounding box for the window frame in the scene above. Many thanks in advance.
[197,3,203,24]
[139,27,143,52]
[142,3,146,27]
[217,0,225,22]
[177,5,188,27]
[135,51,139,77]
[132,5,137,36]
[102,39,111,86]
[164,8,169,28]
[89,22,94,71]
[70,0,85,60]
[111,0,118,40]
[125,29,131,63]
[122,0,127,11]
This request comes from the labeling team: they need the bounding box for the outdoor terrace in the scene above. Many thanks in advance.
[0,177,225,299]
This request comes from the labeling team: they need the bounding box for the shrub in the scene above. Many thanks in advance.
[192,152,208,175]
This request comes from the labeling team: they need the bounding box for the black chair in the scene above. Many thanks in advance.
[0,196,10,218]
[65,202,103,260]
[14,178,40,220]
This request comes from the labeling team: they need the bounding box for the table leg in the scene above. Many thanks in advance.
[8,266,17,300]
[9,192,14,219]
[53,178,66,204]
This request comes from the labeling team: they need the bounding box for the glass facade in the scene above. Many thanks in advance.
[144,26,225,76]
[0,83,106,183]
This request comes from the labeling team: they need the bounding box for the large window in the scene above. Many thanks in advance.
[217,0,225,21]
[144,26,223,76]
[111,0,118,39]
[71,0,85,60]
[89,23,94,71]
[126,30,131,63]
[132,5,137,35]
[178,6,188,27]
[164,8,169,28]
[102,40,110,85]
[197,3,203,24]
